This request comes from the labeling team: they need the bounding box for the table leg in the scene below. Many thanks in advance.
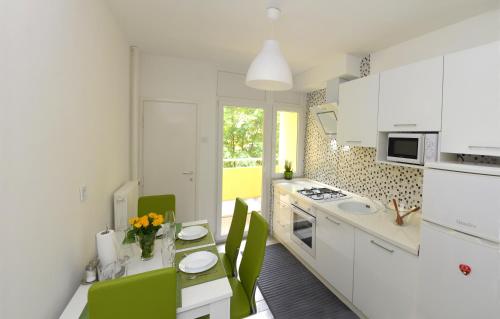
[209,297,230,319]
[177,305,209,319]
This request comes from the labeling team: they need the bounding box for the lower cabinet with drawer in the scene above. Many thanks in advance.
[272,197,291,244]
[353,229,418,319]
[316,211,355,301]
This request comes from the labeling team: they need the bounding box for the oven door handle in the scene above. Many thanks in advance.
[291,205,316,224]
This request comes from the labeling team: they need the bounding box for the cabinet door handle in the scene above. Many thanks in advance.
[393,123,417,127]
[468,145,500,150]
[346,140,362,144]
[370,240,394,253]
[325,216,341,225]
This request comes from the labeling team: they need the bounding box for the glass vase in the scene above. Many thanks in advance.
[136,232,156,261]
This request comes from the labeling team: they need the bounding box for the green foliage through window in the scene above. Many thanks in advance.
[223,106,264,168]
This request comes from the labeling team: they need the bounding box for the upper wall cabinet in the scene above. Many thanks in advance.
[441,41,500,156]
[378,57,443,132]
[337,74,379,147]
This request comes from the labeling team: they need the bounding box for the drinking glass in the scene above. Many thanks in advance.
[165,210,175,224]
[161,225,176,267]
[97,260,119,281]
[165,210,176,242]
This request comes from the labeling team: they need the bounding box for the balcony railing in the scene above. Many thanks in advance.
[223,157,262,168]
[222,158,262,201]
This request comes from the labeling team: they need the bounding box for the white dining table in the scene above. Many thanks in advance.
[60,220,232,319]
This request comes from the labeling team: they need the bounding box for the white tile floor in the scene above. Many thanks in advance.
[221,197,262,236]
[217,237,277,319]
[221,197,262,217]
[220,213,251,237]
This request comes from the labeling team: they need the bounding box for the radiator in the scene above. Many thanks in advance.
[113,180,139,231]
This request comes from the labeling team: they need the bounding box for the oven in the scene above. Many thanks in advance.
[291,204,316,257]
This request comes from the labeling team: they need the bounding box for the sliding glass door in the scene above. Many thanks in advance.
[220,105,264,236]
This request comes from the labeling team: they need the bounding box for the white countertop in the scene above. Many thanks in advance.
[273,178,421,256]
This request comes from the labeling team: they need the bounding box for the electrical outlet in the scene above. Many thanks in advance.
[80,185,87,202]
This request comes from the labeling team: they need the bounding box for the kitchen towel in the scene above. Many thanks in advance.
[96,229,118,267]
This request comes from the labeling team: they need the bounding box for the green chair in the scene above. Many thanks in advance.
[220,198,248,277]
[138,194,175,218]
[88,267,177,319]
[229,212,269,319]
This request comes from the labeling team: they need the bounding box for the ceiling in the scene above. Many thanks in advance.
[105,0,499,73]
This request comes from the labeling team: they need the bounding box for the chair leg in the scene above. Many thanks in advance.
[250,277,259,314]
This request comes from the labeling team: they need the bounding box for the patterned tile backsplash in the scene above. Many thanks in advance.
[304,89,423,209]
[360,55,370,77]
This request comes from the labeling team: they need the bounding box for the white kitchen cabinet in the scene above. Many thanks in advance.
[272,196,291,243]
[316,211,355,301]
[378,56,443,132]
[417,221,500,319]
[353,229,418,319]
[441,41,500,156]
[337,74,379,147]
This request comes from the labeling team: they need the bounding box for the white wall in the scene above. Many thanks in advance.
[139,54,219,232]
[0,1,130,318]
[371,9,500,72]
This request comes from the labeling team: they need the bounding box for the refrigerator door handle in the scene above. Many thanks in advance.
[424,220,500,248]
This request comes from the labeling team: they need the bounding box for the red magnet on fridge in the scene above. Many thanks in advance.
[459,264,471,276]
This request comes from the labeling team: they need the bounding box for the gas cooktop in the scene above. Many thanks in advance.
[296,187,348,202]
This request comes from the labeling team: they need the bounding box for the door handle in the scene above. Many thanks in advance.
[325,216,341,225]
[182,171,194,175]
[370,240,394,253]
[393,123,417,127]
[345,140,362,144]
[468,145,500,150]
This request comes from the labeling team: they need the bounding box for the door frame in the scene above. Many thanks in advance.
[216,97,273,241]
[139,98,200,220]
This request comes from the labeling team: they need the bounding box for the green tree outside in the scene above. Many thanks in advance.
[223,106,264,168]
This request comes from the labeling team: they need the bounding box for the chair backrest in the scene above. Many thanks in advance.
[88,267,177,319]
[224,198,248,276]
[238,212,268,310]
[138,194,175,218]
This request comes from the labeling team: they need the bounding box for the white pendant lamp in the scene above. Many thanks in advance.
[246,6,293,91]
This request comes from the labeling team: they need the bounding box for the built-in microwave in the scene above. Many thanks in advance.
[387,133,438,165]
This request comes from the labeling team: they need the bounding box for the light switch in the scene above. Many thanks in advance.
[80,185,87,202]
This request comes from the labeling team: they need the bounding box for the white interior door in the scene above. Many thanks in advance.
[142,100,197,222]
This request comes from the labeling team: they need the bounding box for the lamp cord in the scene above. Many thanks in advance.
[270,18,275,40]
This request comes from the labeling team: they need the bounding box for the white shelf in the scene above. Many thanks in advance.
[375,160,425,170]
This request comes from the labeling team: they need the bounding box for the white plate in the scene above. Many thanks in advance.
[178,251,218,274]
[178,225,208,240]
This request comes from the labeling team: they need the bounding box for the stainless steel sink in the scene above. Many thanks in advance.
[337,200,377,214]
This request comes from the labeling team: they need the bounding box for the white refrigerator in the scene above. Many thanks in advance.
[418,168,500,319]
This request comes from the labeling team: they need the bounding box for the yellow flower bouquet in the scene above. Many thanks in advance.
[125,213,164,260]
